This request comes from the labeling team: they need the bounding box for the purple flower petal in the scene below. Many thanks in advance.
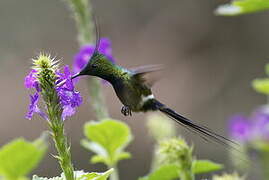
[98,38,115,63]
[25,93,47,120]
[56,65,82,120]
[62,105,76,121]
[228,114,251,142]
[251,107,269,139]
[24,70,37,88]
[24,70,41,92]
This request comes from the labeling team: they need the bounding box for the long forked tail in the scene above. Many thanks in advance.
[152,99,239,151]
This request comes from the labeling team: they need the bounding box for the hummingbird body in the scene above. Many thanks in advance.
[111,73,154,112]
[73,52,238,149]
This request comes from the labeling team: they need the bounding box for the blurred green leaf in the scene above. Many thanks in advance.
[252,78,269,95]
[0,137,47,180]
[215,0,269,16]
[33,175,63,180]
[265,64,269,76]
[77,169,113,180]
[82,119,132,166]
[139,164,179,180]
[212,172,244,180]
[192,160,223,174]
[33,169,113,180]
[252,140,269,152]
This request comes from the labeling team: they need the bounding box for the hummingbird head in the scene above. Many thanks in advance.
[72,16,117,81]
[72,52,116,81]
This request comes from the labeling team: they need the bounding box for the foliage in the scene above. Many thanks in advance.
[0,136,47,180]
[251,63,269,95]
[212,172,245,180]
[32,169,113,180]
[140,136,223,180]
[192,160,223,174]
[252,78,269,95]
[215,0,269,16]
[81,119,132,167]
[138,164,179,180]
[140,159,223,180]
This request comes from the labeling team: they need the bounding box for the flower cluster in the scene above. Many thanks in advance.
[73,37,115,74]
[25,54,82,121]
[229,105,269,143]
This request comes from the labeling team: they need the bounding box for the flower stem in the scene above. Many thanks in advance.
[150,145,159,172]
[261,151,269,179]
[109,166,119,180]
[49,120,75,180]
[179,168,194,180]
[88,78,109,120]
[65,0,93,45]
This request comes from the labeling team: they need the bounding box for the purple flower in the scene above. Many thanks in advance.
[25,65,82,120]
[229,114,252,142]
[24,70,41,92]
[25,93,48,120]
[73,37,115,74]
[56,66,82,120]
[251,107,269,139]
[228,106,269,143]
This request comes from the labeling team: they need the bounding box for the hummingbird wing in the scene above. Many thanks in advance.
[131,64,163,87]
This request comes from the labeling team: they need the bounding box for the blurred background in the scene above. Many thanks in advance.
[0,0,269,179]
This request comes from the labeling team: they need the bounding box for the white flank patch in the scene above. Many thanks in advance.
[141,94,154,105]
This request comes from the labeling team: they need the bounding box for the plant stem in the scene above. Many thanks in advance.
[88,78,109,120]
[109,166,119,180]
[66,0,93,45]
[261,151,269,179]
[49,119,74,180]
[179,168,194,180]
[150,145,159,172]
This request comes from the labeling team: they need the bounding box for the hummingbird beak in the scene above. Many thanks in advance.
[57,72,82,87]
[71,72,81,80]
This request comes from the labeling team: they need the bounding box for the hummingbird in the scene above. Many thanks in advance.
[72,21,238,150]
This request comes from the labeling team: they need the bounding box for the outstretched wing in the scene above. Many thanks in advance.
[131,64,163,87]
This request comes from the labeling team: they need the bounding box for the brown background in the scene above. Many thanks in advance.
[0,0,268,179]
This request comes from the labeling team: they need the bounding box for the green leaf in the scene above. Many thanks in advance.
[33,169,113,180]
[90,152,131,165]
[252,140,269,152]
[193,160,223,174]
[212,172,244,180]
[78,169,113,180]
[0,137,47,179]
[83,119,132,166]
[215,0,269,16]
[139,164,180,180]
[252,78,269,95]
[265,64,269,76]
[33,175,63,180]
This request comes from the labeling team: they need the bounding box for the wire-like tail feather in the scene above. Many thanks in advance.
[152,99,240,151]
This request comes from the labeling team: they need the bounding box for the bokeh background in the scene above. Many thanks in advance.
[1,0,269,179]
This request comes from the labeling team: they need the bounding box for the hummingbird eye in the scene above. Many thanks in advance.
[92,64,98,68]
